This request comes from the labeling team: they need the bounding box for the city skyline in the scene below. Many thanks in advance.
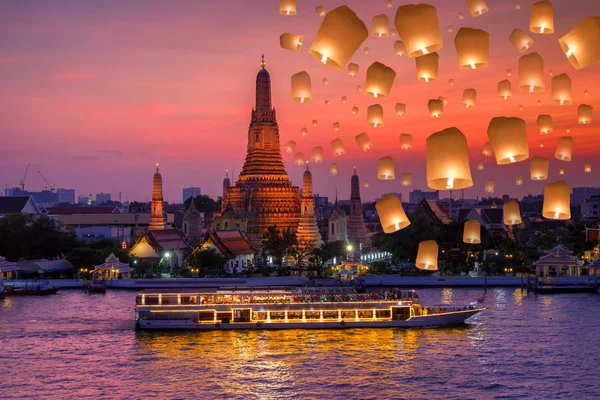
[1,0,599,203]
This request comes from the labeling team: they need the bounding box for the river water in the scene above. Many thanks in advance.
[1,288,599,399]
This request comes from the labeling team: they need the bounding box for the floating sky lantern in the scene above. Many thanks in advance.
[312,120,318,127]
[504,200,522,225]
[559,168,564,175]
[447,25,453,33]
[578,104,593,124]
[585,164,592,173]
[322,78,328,85]
[378,156,395,180]
[400,173,412,187]
[487,117,529,165]
[280,33,304,52]
[584,89,589,96]
[394,40,407,56]
[463,219,481,244]
[485,179,495,193]
[372,14,389,38]
[428,99,444,118]
[290,71,313,103]
[426,127,473,190]
[477,161,484,171]
[294,152,304,165]
[352,106,359,115]
[416,52,439,82]
[516,175,524,185]
[329,163,339,175]
[559,17,600,70]
[285,140,296,153]
[461,89,477,108]
[518,52,545,93]
[365,62,396,99]
[530,156,550,180]
[357,85,363,92]
[367,104,384,127]
[333,122,340,131]
[537,100,542,106]
[543,181,571,220]
[341,96,347,104]
[454,27,490,70]
[466,0,489,17]
[458,12,464,20]
[300,127,308,137]
[364,47,369,55]
[449,78,455,87]
[498,80,513,99]
[438,96,448,105]
[399,133,413,150]
[416,240,438,270]
[482,142,493,157]
[507,69,512,77]
[331,138,345,156]
[395,103,406,116]
[390,29,397,37]
[551,73,572,105]
[394,4,443,58]
[315,5,327,17]
[537,115,552,134]
[566,126,571,133]
[530,0,554,34]
[308,6,368,71]
[515,2,521,10]
[310,146,324,163]
[279,0,297,16]
[364,181,369,188]
[519,104,524,111]
[324,100,330,105]
[509,29,534,53]
[376,193,411,233]
[548,69,554,76]
[348,63,359,77]
[555,136,573,161]
[386,0,393,8]
[540,141,545,148]
[355,133,372,151]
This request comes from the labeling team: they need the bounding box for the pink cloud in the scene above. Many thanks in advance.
[51,71,96,82]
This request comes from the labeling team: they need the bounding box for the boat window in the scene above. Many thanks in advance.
[391,307,411,321]
[253,312,268,321]
[145,296,159,305]
[287,312,302,320]
[322,311,338,319]
[305,311,320,319]
[358,310,373,319]
[198,311,215,321]
[181,296,196,305]
[376,310,391,319]
[161,296,177,305]
[341,311,354,319]
[216,312,231,323]
[270,312,285,320]
[135,296,142,305]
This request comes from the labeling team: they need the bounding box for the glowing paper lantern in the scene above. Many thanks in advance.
[399,133,413,150]
[386,0,393,8]
[461,89,477,108]
[584,90,589,96]
[537,100,542,106]
[300,127,308,137]
[543,181,570,220]
[280,0,297,16]
[537,115,552,134]
[559,168,564,175]
[364,181,369,188]
[322,78,328,85]
[315,5,327,17]
[477,161,484,171]
[331,138,345,156]
[415,52,439,82]
[530,156,550,180]
[416,240,438,270]
[428,99,444,118]
[290,72,313,103]
[518,52,545,93]
[329,163,339,175]
[426,127,473,190]
[333,122,340,131]
[394,4,443,58]
[466,0,489,17]
[341,96,347,104]
[285,141,296,153]
[498,80,513,99]
[487,117,529,164]
[372,14,389,38]
[504,200,522,225]
[485,179,495,193]
[559,17,600,70]
[482,142,493,157]
[352,106,359,115]
[566,126,571,133]
[294,152,304,165]
[394,40,407,56]
[280,34,304,52]
[530,0,554,34]
[312,120,318,127]
[324,100,330,105]
[449,78,455,87]
[548,70,553,76]
[308,6,369,71]
[578,104,593,124]
[355,133,372,151]
[367,104,384,128]
[364,47,369,55]
[585,164,592,173]
[365,62,396,99]
[540,141,545,148]
[509,29,534,53]
[357,85,363,92]
[516,176,524,185]
[447,25,453,33]
[378,156,395,180]
[458,12,465,20]
[310,146,324,163]
[454,27,490,70]
[438,96,448,105]
[551,74,572,105]
[400,173,412,187]
[376,193,411,233]
[519,104,524,111]
[463,220,481,244]
[390,29,397,37]
[507,69,512,77]
[515,2,521,10]
[395,103,406,116]
[348,63,359,77]
[555,136,573,161]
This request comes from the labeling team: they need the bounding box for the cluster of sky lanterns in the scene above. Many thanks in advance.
[278,0,598,269]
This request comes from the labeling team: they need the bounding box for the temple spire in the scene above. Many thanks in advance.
[260,54,266,69]
[255,55,272,112]
[149,164,166,230]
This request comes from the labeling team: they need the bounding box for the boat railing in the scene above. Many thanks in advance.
[3,280,51,290]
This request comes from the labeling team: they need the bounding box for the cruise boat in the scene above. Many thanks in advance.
[135,288,484,330]
[2,280,60,295]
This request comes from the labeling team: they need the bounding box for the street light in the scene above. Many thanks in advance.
[347,244,353,252]
[165,252,170,258]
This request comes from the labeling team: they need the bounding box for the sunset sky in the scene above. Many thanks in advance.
[1,0,598,203]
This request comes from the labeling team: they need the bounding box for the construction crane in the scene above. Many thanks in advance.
[20,163,30,191]
[37,170,56,193]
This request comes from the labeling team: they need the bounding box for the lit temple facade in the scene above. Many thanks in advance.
[296,164,324,248]
[216,56,300,245]
[149,164,166,231]
[346,168,370,247]
[328,196,348,243]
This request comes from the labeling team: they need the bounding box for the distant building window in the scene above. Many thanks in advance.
[224,221,229,229]
[331,223,335,235]
[255,134,260,142]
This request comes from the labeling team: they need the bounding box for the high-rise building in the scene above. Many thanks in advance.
[183,187,201,203]
[409,190,439,204]
[77,196,88,205]
[346,168,369,246]
[149,165,166,230]
[96,193,112,204]
[56,188,75,204]
[572,187,600,207]
[296,164,323,248]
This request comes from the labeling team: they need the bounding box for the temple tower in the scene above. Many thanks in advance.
[183,197,202,243]
[222,170,231,199]
[149,164,166,231]
[346,167,369,245]
[328,193,348,243]
[296,164,324,248]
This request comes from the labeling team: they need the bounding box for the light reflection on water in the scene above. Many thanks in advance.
[1,288,599,399]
